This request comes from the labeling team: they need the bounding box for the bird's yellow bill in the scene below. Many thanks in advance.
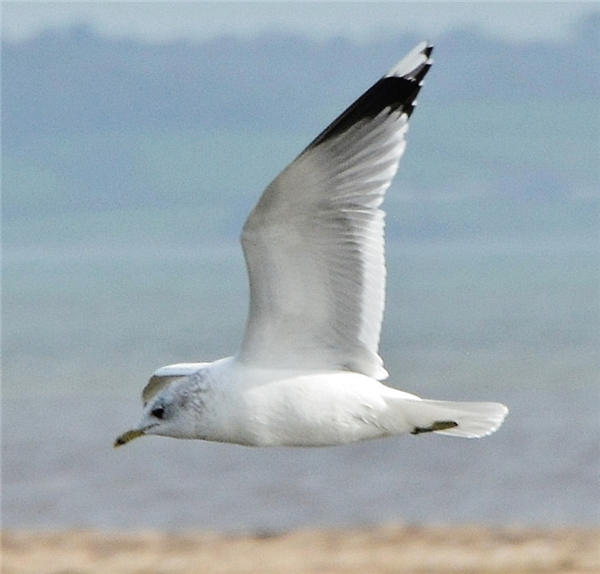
[114,428,144,448]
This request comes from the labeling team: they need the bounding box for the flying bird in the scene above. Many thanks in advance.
[115,42,508,449]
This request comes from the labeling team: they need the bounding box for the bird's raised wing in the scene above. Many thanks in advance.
[238,43,433,379]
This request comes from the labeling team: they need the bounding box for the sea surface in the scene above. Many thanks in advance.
[3,236,599,531]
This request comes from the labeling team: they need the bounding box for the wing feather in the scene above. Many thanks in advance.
[238,43,433,379]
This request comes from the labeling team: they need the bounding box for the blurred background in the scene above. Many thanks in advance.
[3,2,599,532]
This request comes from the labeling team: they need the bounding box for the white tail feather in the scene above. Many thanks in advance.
[402,399,508,438]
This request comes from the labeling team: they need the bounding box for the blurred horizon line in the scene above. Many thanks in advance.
[0,7,600,46]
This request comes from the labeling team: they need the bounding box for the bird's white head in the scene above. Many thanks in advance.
[114,364,210,447]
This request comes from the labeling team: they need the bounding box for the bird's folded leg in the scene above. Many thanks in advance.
[411,420,458,435]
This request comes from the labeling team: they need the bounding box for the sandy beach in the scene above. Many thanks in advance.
[3,525,599,574]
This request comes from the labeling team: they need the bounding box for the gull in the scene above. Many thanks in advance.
[115,43,508,449]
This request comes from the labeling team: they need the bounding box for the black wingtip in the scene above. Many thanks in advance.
[306,43,433,149]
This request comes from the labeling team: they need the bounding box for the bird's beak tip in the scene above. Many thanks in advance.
[113,428,145,448]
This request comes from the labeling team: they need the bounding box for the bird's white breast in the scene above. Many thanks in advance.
[202,358,411,446]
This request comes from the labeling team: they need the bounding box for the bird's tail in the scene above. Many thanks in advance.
[400,398,508,438]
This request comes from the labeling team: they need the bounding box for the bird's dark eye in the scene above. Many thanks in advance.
[151,406,165,419]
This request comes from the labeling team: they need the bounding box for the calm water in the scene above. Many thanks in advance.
[3,238,599,531]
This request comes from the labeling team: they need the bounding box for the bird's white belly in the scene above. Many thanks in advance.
[229,370,408,447]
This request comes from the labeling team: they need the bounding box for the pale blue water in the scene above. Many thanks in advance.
[3,237,599,531]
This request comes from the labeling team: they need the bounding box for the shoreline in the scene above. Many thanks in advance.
[3,524,599,574]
